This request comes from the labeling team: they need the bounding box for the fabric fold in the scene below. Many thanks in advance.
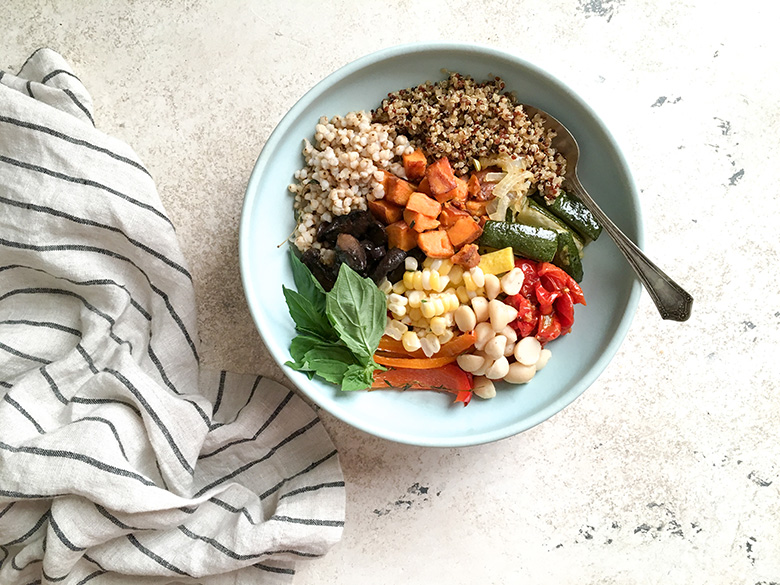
[0,48,344,585]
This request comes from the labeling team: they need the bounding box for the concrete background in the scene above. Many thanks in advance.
[4,1,779,583]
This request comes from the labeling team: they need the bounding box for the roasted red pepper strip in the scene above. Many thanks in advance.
[372,363,474,404]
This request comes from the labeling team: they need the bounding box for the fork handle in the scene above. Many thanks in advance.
[567,181,693,321]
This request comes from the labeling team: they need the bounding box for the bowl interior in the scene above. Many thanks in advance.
[240,43,641,447]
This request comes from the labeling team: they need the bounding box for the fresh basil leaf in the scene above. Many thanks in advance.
[325,265,386,362]
[289,334,326,363]
[341,362,377,391]
[289,248,326,313]
[283,286,336,340]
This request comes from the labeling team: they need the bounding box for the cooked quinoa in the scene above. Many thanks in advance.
[372,72,566,198]
[288,110,414,252]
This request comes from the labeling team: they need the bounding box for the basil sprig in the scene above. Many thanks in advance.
[284,249,386,391]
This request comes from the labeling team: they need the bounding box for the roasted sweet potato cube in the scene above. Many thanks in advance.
[451,243,481,269]
[417,176,432,195]
[386,220,418,251]
[402,149,427,183]
[467,174,481,198]
[434,176,468,203]
[447,217,484,248]
[438,203,472,229]
[425,157,458,197]
[404,209,440,233]
[368,199,403,225]
[406,191,442,218]
[385,176,416,207]
[465,200,491,217]
[417,229,455,259]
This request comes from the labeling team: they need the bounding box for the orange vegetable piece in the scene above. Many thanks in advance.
[386,220,418,251]
[374,354,457,369]
[403,209,440,233]
[467,174,481,198]
[425,157,458,197]
[417,229,455,259]
[434,176,468,203]
[402,149,427,183]
[417,176,432,195]
[368,199,403,225]
[451,243,480,268]
[406,191,442,218]
[438,203,471,229]
[385,176,416,207]
[465,200,491,217]
[447,217,483,248]
[371,363,474,394]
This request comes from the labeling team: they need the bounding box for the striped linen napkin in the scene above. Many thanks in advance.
[0,48,345,584]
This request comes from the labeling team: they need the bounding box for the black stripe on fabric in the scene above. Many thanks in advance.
[209,375,261,431]
[3,395,46,434]
[75,416,129,460]
[207,497,257,525]
[18,48,46,75]
[177,525,323,560]
[0,116,150,177]
[26,81,34,98]
[71,395,143,419]
[75,344,99,375]
[49,514,85,551]
[125,534,191,577]
[83,554,107,572]
[0,502,15,520]
[0,489,64,499]
[253,563,295,576]
[74,570,105,585]
[0,287,131,351]
[20,580,41,585]
[42,567,69,583]
[40,69,80,85]
[104,368,194,475]
[0,380,12,388]
[0,195,189,278]
[62,88,94,126]
[259,449,339,502]
[199,390,295,460]
[194,418,320,497]
[0,441,156,487]
[0,340,51,365]
[0,155,171,226]
[213,370,226,415]
[0,318,82,337]
[40,366,69,404]
[146,342,211,427]
[94,504,146,532]
[270,515,344,528]
[1,511,49,547]
[11,552,41,571]
[279,480,346,501]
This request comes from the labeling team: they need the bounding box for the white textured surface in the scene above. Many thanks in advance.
[5,1,779,583]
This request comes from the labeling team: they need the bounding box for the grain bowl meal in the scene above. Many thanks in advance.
[283,72,602,405]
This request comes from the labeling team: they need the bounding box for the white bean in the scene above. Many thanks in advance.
[536,348,552,370]
[500,267,525,296]
[483,335,507,360]
[485,356,510,380]
[488,299,518,332]
[471,296,490,323]
[514,336,542,366]
[474,322,496,350]
[504,362,537,384]
[473,376,496,399]
[454,305,477,332]
[457,353,485,373]
[484,273,501,300]
[500,325,518,344]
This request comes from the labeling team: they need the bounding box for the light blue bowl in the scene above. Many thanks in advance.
[239,43,642,447]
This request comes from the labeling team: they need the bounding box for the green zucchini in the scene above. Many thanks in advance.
[532,191,602,242]
[479,221,558,263]
[554,230,584,282]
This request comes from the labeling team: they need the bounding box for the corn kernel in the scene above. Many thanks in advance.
[430,259,443,272]
[421,269,431,290]
[438,329,455,344]
[408,307,423,322]
[403,271,414,290]
[384,319,407,340]
[420,333,441,357]
[406,289,424,308]
[388,303,406,317]
[432,297,445,316]
[402,331,422,352]
[428,270,441,292]
[420,298,436,319]
[438,259,453,276]
[422,256,434,269]
[388,293,408,306]
[463,271,477,291]
[378,278,393,294]
[430,316,447,336]
[449,265,464,285]
[404,256,418,271]
[456,286,470,304]
[432,273,449,293]
[392,280,406,294]
[444,292,460,313]
[413,271,424,291]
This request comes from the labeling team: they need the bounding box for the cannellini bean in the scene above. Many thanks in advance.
[514,336,542,366]
[503,340,516,357]
[457,353,485,373]
[484,273,501,300]
[485,356,510,380]
[473,376,496,399]
[454,305,477,332]
[536,348,552,370]
[504,362,537,384]
[500,267,525,296]
[488,299,518,332]
[471,351,491,376]
[483,335,507,360]
[471,297,489,323]
[500,325,518,344]
[474,322,496,350]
